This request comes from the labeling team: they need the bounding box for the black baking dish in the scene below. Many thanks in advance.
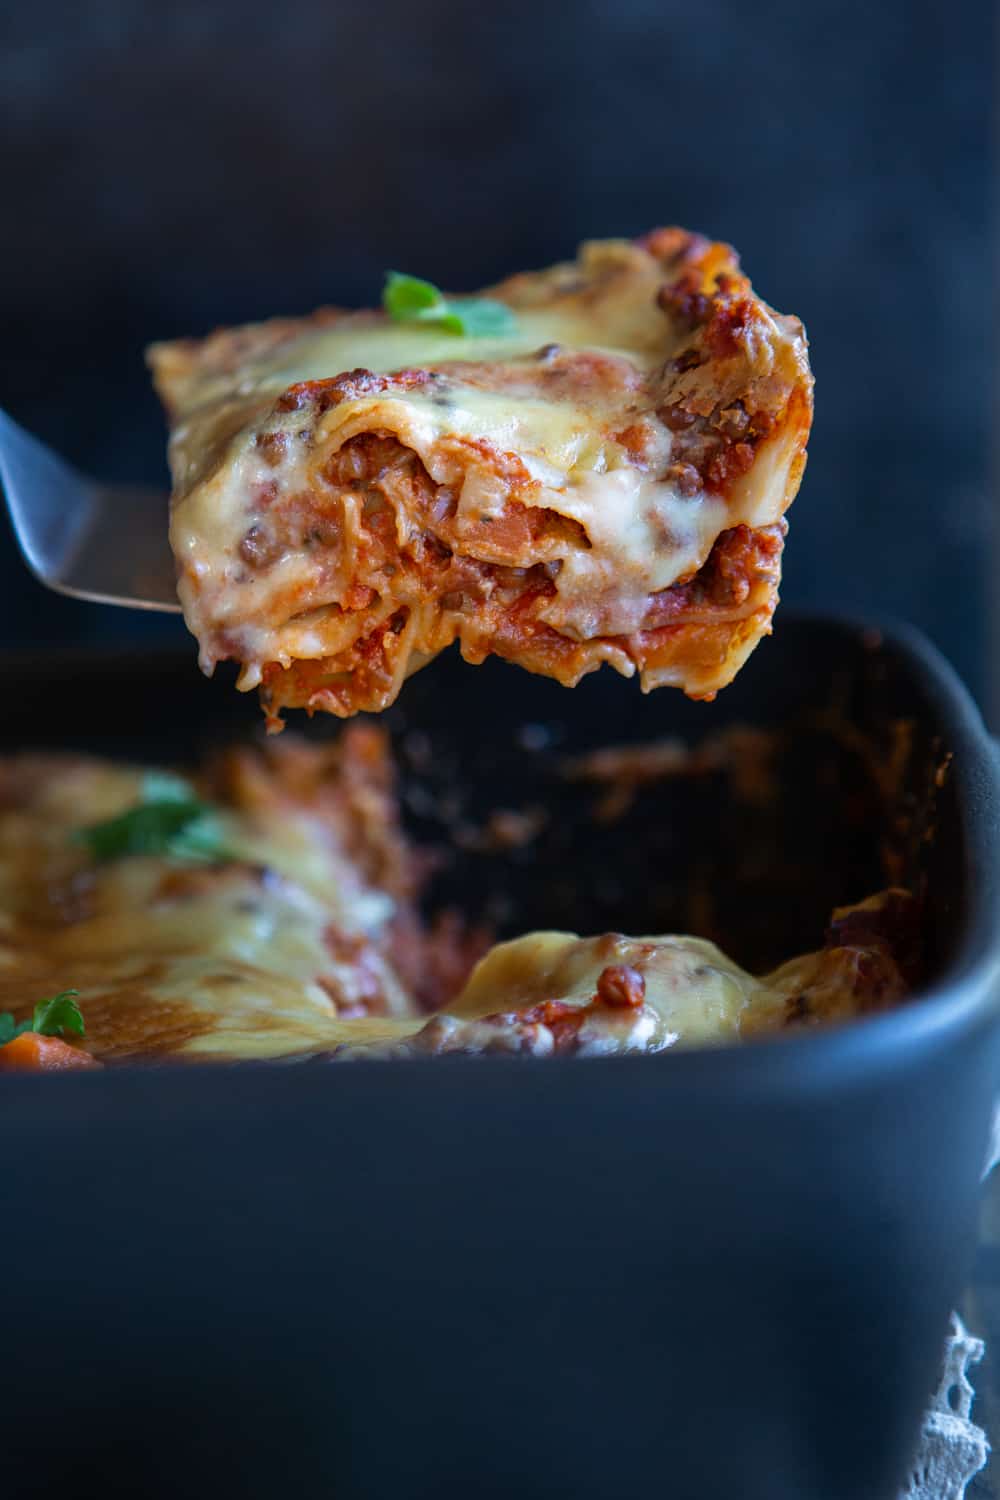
[1,613,998,1500]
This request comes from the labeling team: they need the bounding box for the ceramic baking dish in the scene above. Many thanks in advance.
[1,613,997,1500]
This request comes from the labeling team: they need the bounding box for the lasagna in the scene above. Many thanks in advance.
[150,230,813,728]
[0,736,914,1069]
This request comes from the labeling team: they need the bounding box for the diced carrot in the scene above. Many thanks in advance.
[0,1033,101,1072]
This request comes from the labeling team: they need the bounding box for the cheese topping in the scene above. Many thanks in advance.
[0,745,911,1065]
[337,902,912,1062]
[0,741,424,1060]
[441,930,759,1050]
[151,231,813,723]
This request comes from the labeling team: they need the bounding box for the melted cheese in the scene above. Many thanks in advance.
[159,242,672,468]
[444,930,760,1051]
[0,757,416,1061]
[0,749,901,1066]
[336,908,909,1062]
[175,377,735,649]
[152,233,813,719]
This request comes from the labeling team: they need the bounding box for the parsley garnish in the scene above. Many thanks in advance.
[76,772,230,864]
[382,271,516,337]
[0,991,84,1045]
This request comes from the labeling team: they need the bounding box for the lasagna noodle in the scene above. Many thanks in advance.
[150,230,813,725]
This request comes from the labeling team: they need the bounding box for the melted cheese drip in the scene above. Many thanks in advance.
[171,355,763,655]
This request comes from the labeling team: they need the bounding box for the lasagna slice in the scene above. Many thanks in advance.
[150,230,813,727]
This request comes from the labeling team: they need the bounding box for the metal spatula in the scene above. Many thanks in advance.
[0,407,180,612]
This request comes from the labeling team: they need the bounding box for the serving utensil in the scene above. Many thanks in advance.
[0,407,180,611]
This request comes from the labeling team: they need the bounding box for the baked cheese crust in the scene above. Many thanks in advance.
[150,230,813,727]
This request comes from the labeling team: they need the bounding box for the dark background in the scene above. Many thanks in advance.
[1,0,992,701]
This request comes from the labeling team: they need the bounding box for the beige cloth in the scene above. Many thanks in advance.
[897,1102,999,1498]
[899,1314,988,1499]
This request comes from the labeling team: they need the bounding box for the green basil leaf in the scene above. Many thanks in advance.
[76,764,232,863]
[383,272,446,320]
[447,299,517,337]
[382,272,517,337]
[31,991,84,1038]
[164,812,231,862]
[77,798,208,861]
[0,991,85,1044]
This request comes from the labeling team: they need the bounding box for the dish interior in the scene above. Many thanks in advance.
[3,617,958,988]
